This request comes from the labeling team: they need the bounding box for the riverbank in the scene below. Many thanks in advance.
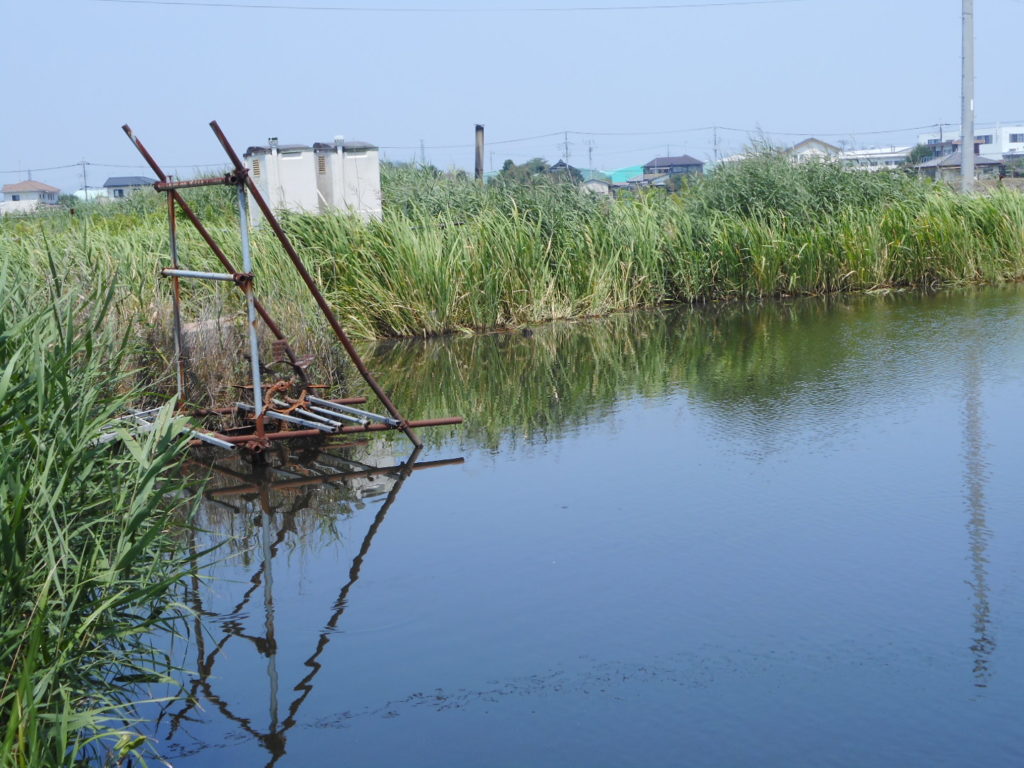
[0,269,196,767]
[2,154,1023,385]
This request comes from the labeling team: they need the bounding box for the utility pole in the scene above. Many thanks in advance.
[419,139,426,167]
[713,126,720,164]
[474,124,485,183]
[81,160,88,196]
[961,0,975,193]
[563,131,570,163]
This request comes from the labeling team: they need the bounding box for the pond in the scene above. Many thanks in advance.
[149,285,1024,767]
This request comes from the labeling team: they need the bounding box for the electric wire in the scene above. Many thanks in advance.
[92,0,809,13]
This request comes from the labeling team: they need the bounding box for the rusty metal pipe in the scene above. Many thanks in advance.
[208,120,423,449]
[333,417,462,435]
[154,176,234,191]
[187,417,461,448]
[122,124,310,386]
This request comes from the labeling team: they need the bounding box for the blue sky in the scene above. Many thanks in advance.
[4,0,1022,193]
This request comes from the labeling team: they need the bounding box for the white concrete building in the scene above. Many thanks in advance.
[0,179,60,215]
[840,146,911,171]
[243,137,382,221]
[916,124,1024,159]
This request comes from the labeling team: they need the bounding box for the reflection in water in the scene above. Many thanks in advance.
[150,286,1024,767]
[962,346,994,688]
[160,442,463,766]
[367,285,1024,452]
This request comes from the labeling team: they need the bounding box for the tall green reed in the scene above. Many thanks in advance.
[0,259,196,767]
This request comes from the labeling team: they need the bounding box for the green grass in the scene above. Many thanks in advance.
[2,154,1023,371]
[0,261,197,767]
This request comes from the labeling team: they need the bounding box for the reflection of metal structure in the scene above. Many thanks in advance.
[120,121,461,454]
[162,442,463,765]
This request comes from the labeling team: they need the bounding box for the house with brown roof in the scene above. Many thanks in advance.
[1,179,61,215]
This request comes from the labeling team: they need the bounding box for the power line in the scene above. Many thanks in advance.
[0,161,224,176]
[92,0,809,12]
[381,123,944,151]
[0,163,81,175]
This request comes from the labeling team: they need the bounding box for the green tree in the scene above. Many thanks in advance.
[494,157,552,185]
[903,144,935,167]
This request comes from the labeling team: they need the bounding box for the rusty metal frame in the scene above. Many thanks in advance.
[121,122,462,453]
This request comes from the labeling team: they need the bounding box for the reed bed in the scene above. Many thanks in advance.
[0,262,196,767]
[285,158,1024,337]
[2,153,1023,353]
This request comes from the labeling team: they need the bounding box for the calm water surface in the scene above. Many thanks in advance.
[151,286,1024,767]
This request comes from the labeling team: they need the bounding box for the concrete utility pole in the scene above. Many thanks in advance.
[961,0,975,193]
[474,124,485,183]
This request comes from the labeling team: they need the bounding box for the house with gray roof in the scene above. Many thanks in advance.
[103,176,157,198]
[642,155,704,178]
[915,151,1003,182]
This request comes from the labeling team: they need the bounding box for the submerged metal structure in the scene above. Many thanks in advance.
[121,121,461,454]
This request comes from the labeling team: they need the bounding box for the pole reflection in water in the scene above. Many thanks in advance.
[160,440,464,766]
[962,345,994,688]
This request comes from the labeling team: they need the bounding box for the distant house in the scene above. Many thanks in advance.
[642,155,704,178]
[917,124,1024,160]
[548,159,581,179]
[840,146,912,171]
[0,179,60,215]
[581,178,612,196]
[915,151,1003,182]
[785,138,842,163]
[243,137,382,221]
[103,176,157,198]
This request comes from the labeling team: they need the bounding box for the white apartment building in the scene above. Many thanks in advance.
[916,124,1024,158]
[840,146,912,171]
[243,137,382,221]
